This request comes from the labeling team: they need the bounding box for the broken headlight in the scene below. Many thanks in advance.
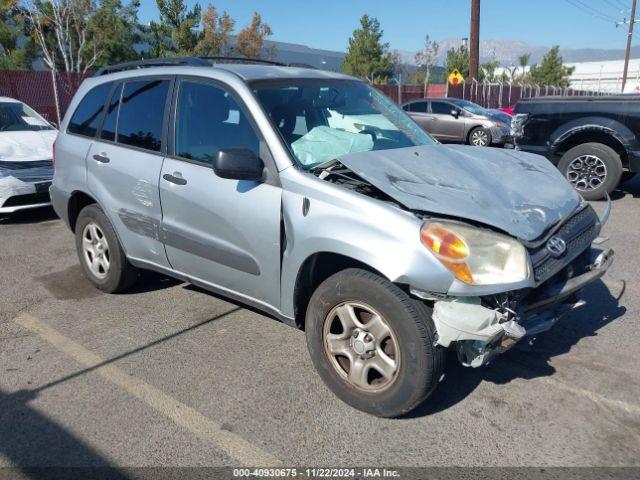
[420,222,529,285]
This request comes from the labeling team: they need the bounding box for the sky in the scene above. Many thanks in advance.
[137,0,634,53]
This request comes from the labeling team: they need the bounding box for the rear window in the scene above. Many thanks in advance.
[68,83,112,137]
[117,79,170,152]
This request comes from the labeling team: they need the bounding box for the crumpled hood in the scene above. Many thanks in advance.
[0,130,57,162]
[338,144,582,241]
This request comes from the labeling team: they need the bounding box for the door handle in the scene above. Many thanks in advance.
[163,172,187,185]
[93,152,110,163]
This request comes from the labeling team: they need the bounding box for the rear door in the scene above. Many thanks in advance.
[429,101,465,142]
[87,77,173,268]
[159,78,282,308]
[405,101,436,134]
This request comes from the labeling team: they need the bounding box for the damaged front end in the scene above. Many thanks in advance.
[426,203,614,368]
[0,160,54,213]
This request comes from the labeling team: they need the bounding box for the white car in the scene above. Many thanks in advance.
[0,97,57,214]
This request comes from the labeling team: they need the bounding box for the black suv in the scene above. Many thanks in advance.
[512,95,640,200]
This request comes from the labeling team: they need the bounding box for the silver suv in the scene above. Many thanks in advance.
[402,97,511,146]
[51,58,613,417]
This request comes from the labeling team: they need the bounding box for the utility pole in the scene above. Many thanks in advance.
[622,0,637,93]
[469,0,480,81]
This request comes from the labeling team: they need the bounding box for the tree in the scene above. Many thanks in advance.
[87,0,140,67]
[528,46,574,87]
[342,14,393,83]
[480,60,499,82]
[442,45,469,81]
[517,52,530,83]
[0,0,34,69]
[235,11,272,59]
[194,4,234,56]
[414,34,439,92]
[149,0,201,57]
[26,0,110,72]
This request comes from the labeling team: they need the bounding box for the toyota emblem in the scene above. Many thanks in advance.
[546,236,567,257]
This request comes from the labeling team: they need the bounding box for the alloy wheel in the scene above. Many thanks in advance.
[566,154,607,191]
[322,302,400,392]
[471,129,489,146]
[82,222,110,279]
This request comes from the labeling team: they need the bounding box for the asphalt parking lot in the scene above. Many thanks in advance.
[0,177,639,470]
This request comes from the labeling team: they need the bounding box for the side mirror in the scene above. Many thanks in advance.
[450,109,460,119]
[213,148,264,181]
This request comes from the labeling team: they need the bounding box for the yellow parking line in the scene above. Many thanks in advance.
[540,376,640,417]
[15,313,281,467]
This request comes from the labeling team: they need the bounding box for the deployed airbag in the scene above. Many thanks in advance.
[291,126,373,167]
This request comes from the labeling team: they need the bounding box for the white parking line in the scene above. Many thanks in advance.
[15,313,281,467]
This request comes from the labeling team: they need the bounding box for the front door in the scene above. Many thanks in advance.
[429,101,466,142]
[159,78,282,309]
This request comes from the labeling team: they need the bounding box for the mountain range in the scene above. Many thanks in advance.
[393,38,640,66]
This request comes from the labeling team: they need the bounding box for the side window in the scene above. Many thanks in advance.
[175,81,260,164]
[430,101,453,114]
[100,84,122,142]
[68,83,112,137]
[409,101,428,113]
[117,79,170,152]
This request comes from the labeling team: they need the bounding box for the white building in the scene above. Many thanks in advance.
[566,58,640,93]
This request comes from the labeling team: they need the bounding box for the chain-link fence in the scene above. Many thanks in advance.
[0,70,89,126]
[446,81,611,109]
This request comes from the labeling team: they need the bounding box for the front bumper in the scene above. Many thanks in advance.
[490,126,512,145]
[432,247,614,367]
[0,176,52,214]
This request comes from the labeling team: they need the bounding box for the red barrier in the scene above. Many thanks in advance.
[0,70,89,125]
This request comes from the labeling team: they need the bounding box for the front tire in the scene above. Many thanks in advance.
[305,268,445,417]
[558,143,622,200]
[75,204,138,293]
[468,126,491,146]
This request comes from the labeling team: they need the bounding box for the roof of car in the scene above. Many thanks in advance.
[0,96,21,103]
[213,64,355,82]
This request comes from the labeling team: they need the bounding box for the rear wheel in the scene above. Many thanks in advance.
[558,143,622,200]
[75,204,138,293]
[305,268,445,417]
[468,127,491,146]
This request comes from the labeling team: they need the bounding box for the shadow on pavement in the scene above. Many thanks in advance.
[0,207,58,225]
[406,279,626,418]
[0,308,240,477]
[0,388,130,478]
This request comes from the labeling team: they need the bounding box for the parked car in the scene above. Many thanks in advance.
[51,58,613,417]
[500,105,516,116]
[513,95,640,200]
[0,97,57,214]
[402,97,511,147]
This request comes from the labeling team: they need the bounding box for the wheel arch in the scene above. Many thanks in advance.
[550,117,633,165]
[67,190,98,233]
[292,251,390,330]
[466,125,487,144]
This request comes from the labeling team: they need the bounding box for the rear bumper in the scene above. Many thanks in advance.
[49,184,71,227]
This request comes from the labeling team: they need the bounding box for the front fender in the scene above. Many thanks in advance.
[278,170,454,318]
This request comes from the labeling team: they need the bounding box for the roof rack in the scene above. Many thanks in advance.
[94,56,288,76]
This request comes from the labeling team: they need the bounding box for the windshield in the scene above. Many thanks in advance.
[253,80,436,169]
[448,99,489,116]
[0,102,54,132]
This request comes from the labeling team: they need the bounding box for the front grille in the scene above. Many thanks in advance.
[529,206,599,283]
[2,192,51,208]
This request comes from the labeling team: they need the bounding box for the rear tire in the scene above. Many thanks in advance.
[305,268,445,417]
[75,204,138,293]
[468,127,491,146]
[558,143,622,200]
